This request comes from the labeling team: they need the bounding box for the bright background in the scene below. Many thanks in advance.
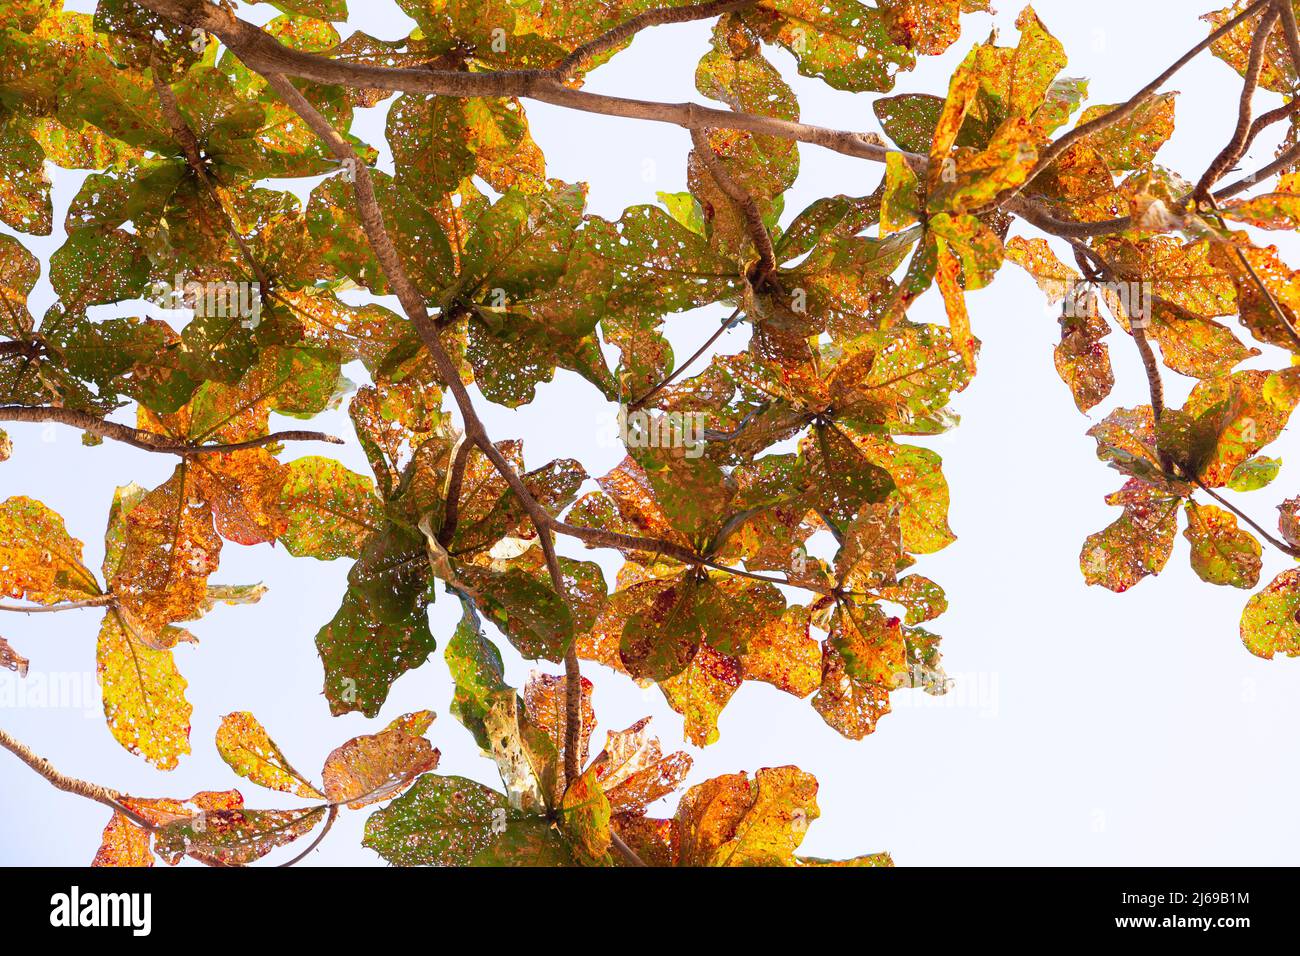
[3,0,1299,866]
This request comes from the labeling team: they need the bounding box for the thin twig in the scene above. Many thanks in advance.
[1196,480,1300,557]
[0,597,115,614]
[558,0,753,79]
[628,307,741,410]
[0,406,341,455]
[1194,5,1279,202]
[1070,243,1168,462]
[278,805,338,868]
[610,829,649,867]
[1217,139,1300,198]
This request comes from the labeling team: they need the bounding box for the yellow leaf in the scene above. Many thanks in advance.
[110,465,221,633]
[97,607,191,770]
[675,766,819,866]
[0,496,101,605]
[215,712,325,799]
[91,812,153,868]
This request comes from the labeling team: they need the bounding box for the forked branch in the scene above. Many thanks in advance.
[1194,4,1280,201]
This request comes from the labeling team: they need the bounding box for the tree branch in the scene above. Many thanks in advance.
[0,597,115,614]
[1275,0,1300,76]
[135,0,1112,250]
[628,307,741,410]
[1194,5,1279,202]
[689,127,777,280]
[557,0,754,79]
[1006,0,1273,203]
[0,727,155,830]
[0,406,342,455]
[436,437,474,548]
[1239,98,1300,160]
[1216,138,1300,198]
[135,0,890,159]
[562,644,583,785]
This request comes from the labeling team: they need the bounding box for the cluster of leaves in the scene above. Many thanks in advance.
[89,668,888,867]
[3,0,1300,866]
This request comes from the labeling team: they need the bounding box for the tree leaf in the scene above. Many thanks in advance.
[1183,501,1261,589]
[153,806,326,867]
[591,717,692,815]
[558,765,612,865]
[1080,480,1181,592]
[279,456,384,560]
[215,712,325,799]
[0,496,100,605]
[1241,568,1300,659]
[1226,456,1281,492]
[322,719,440,809]
[91,812,153,868]
[675,766,819,866]
[315,524,436,717]
[97,607,192,769]
[363,773,575,866]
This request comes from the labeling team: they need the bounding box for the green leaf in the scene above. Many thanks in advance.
[1226,456,1282,492]
[875,93,945,153]
[620,576,702,682]
[0,115,51,235]
[363,774,517,866]
[279,457,384,560]
[315,525,437,717]
[49,227,148,307]
[558,766,612,866]
[445,602,511,751]
[1183,501,1261,589]
[1241,569,1300,659]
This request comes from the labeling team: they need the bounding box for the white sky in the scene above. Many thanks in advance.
[3,0,1299,866]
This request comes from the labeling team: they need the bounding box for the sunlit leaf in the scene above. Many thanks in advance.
[215,712,325,799]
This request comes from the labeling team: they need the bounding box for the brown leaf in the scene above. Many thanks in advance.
[591,717,692,814]
[91,812,153,868]
[0,636,28,677]
[322,718,441,810]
